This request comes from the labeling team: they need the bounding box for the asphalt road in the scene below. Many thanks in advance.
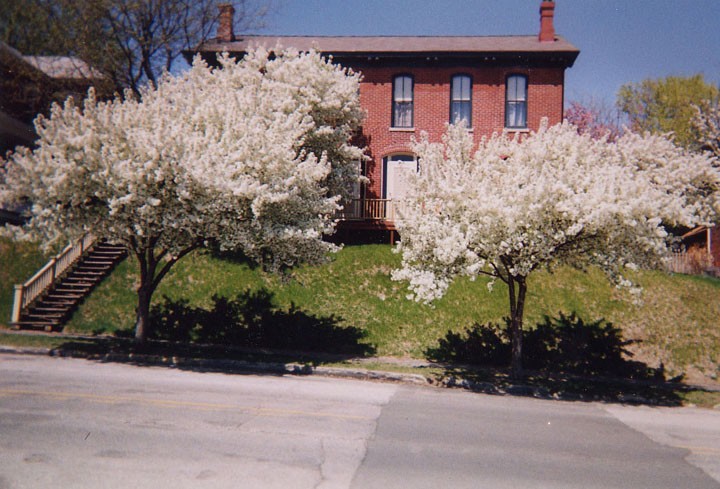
[1,354,719,489]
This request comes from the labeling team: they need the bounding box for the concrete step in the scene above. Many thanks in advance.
[52,289,90,296]
[32,306,71,312]
[45,294,84,300]
[25,313,65,320]
[61,278,97,285]
[41,300,76,307]
[69,270,107,277]
[91,248,126,254]
[54,283,92,290]
[11,321,58,331]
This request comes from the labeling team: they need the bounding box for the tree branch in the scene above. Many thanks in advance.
[151,242,200,292]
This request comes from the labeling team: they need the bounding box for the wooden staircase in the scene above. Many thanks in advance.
[11,237,126,331]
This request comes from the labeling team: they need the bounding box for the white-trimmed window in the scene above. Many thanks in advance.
[392,75,414,128]
[450,74,472,127]
[505,74,528,129]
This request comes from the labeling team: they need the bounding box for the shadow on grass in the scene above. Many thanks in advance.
[51,288,374,375]
[204,245,262,269]
[425,312,687,406]
[143,289,375,357]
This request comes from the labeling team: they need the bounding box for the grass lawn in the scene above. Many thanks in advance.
[0,239,52,324]
[2,239,719,382]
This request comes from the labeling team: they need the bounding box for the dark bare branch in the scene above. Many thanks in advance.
[1,0,273,94]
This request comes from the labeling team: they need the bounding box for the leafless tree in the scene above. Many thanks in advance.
[1,0,273,96]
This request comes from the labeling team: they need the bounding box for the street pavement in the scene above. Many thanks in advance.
[351,386,720,488]
[1,353,719,488]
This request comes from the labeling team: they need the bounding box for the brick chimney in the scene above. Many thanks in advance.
[217,4,235,42]
[539,1,556,42]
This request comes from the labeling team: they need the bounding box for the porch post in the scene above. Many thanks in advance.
[709,227,713,265]
[11,285,23,324]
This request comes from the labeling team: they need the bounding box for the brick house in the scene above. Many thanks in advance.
[192,1,579,242]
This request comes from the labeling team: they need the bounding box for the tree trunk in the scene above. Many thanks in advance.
[508,275,527,379]
[134,284,153,343]
[131,241,197,343]
[133,245,157,344]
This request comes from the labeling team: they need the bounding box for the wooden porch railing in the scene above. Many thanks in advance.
[11,233,96,324]
[337,198,408,222]
[666,249,712,275]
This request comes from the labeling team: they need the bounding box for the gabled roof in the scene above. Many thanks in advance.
[0,41,105,150]
[0,41,103,81]
[23,55,104,80]
[191,34,580,67]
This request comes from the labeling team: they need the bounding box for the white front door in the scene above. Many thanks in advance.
[385,155,417,200]
[384,154,417,220]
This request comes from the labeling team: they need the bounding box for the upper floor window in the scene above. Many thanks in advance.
[505,74,528,129]
[392,75,414,128]
[450,75,472,127]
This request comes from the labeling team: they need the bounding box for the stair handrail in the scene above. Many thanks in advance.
[11,233,97,324]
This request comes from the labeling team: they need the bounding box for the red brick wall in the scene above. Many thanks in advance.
[353,63,566,199]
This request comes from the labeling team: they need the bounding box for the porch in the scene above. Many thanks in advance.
[335,198,407,243]
[336,198,408,222]
[667,225,718,276]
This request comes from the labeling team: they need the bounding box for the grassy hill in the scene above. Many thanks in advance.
[0,239,53,324]
[2,238,719,381]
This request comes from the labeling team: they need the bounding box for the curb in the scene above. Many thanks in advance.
[0,346,572,400]
[1,346,430,386]
[0,346,576,400]
[3,346,719,408]
[0,346,53,356]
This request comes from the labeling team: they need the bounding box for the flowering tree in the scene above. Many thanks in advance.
[0,47,364,341]
[617,74,719,150]
[392,122,719,377]
[693,101,720,159]
[564,100,622,141]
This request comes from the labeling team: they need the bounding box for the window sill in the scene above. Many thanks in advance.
[504,127,529,133]
[389,127,415,132]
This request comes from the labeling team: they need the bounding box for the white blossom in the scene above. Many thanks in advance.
[693,101,720,159]
[0,47,364,340]
[394,121,719,304]
[1,47,363,266]
[393,121,718,375]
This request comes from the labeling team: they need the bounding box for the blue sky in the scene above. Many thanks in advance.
[259,0,720,107]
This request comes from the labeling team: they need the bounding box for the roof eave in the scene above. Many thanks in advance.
[188,42,580,68]
[327,50,578,67]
